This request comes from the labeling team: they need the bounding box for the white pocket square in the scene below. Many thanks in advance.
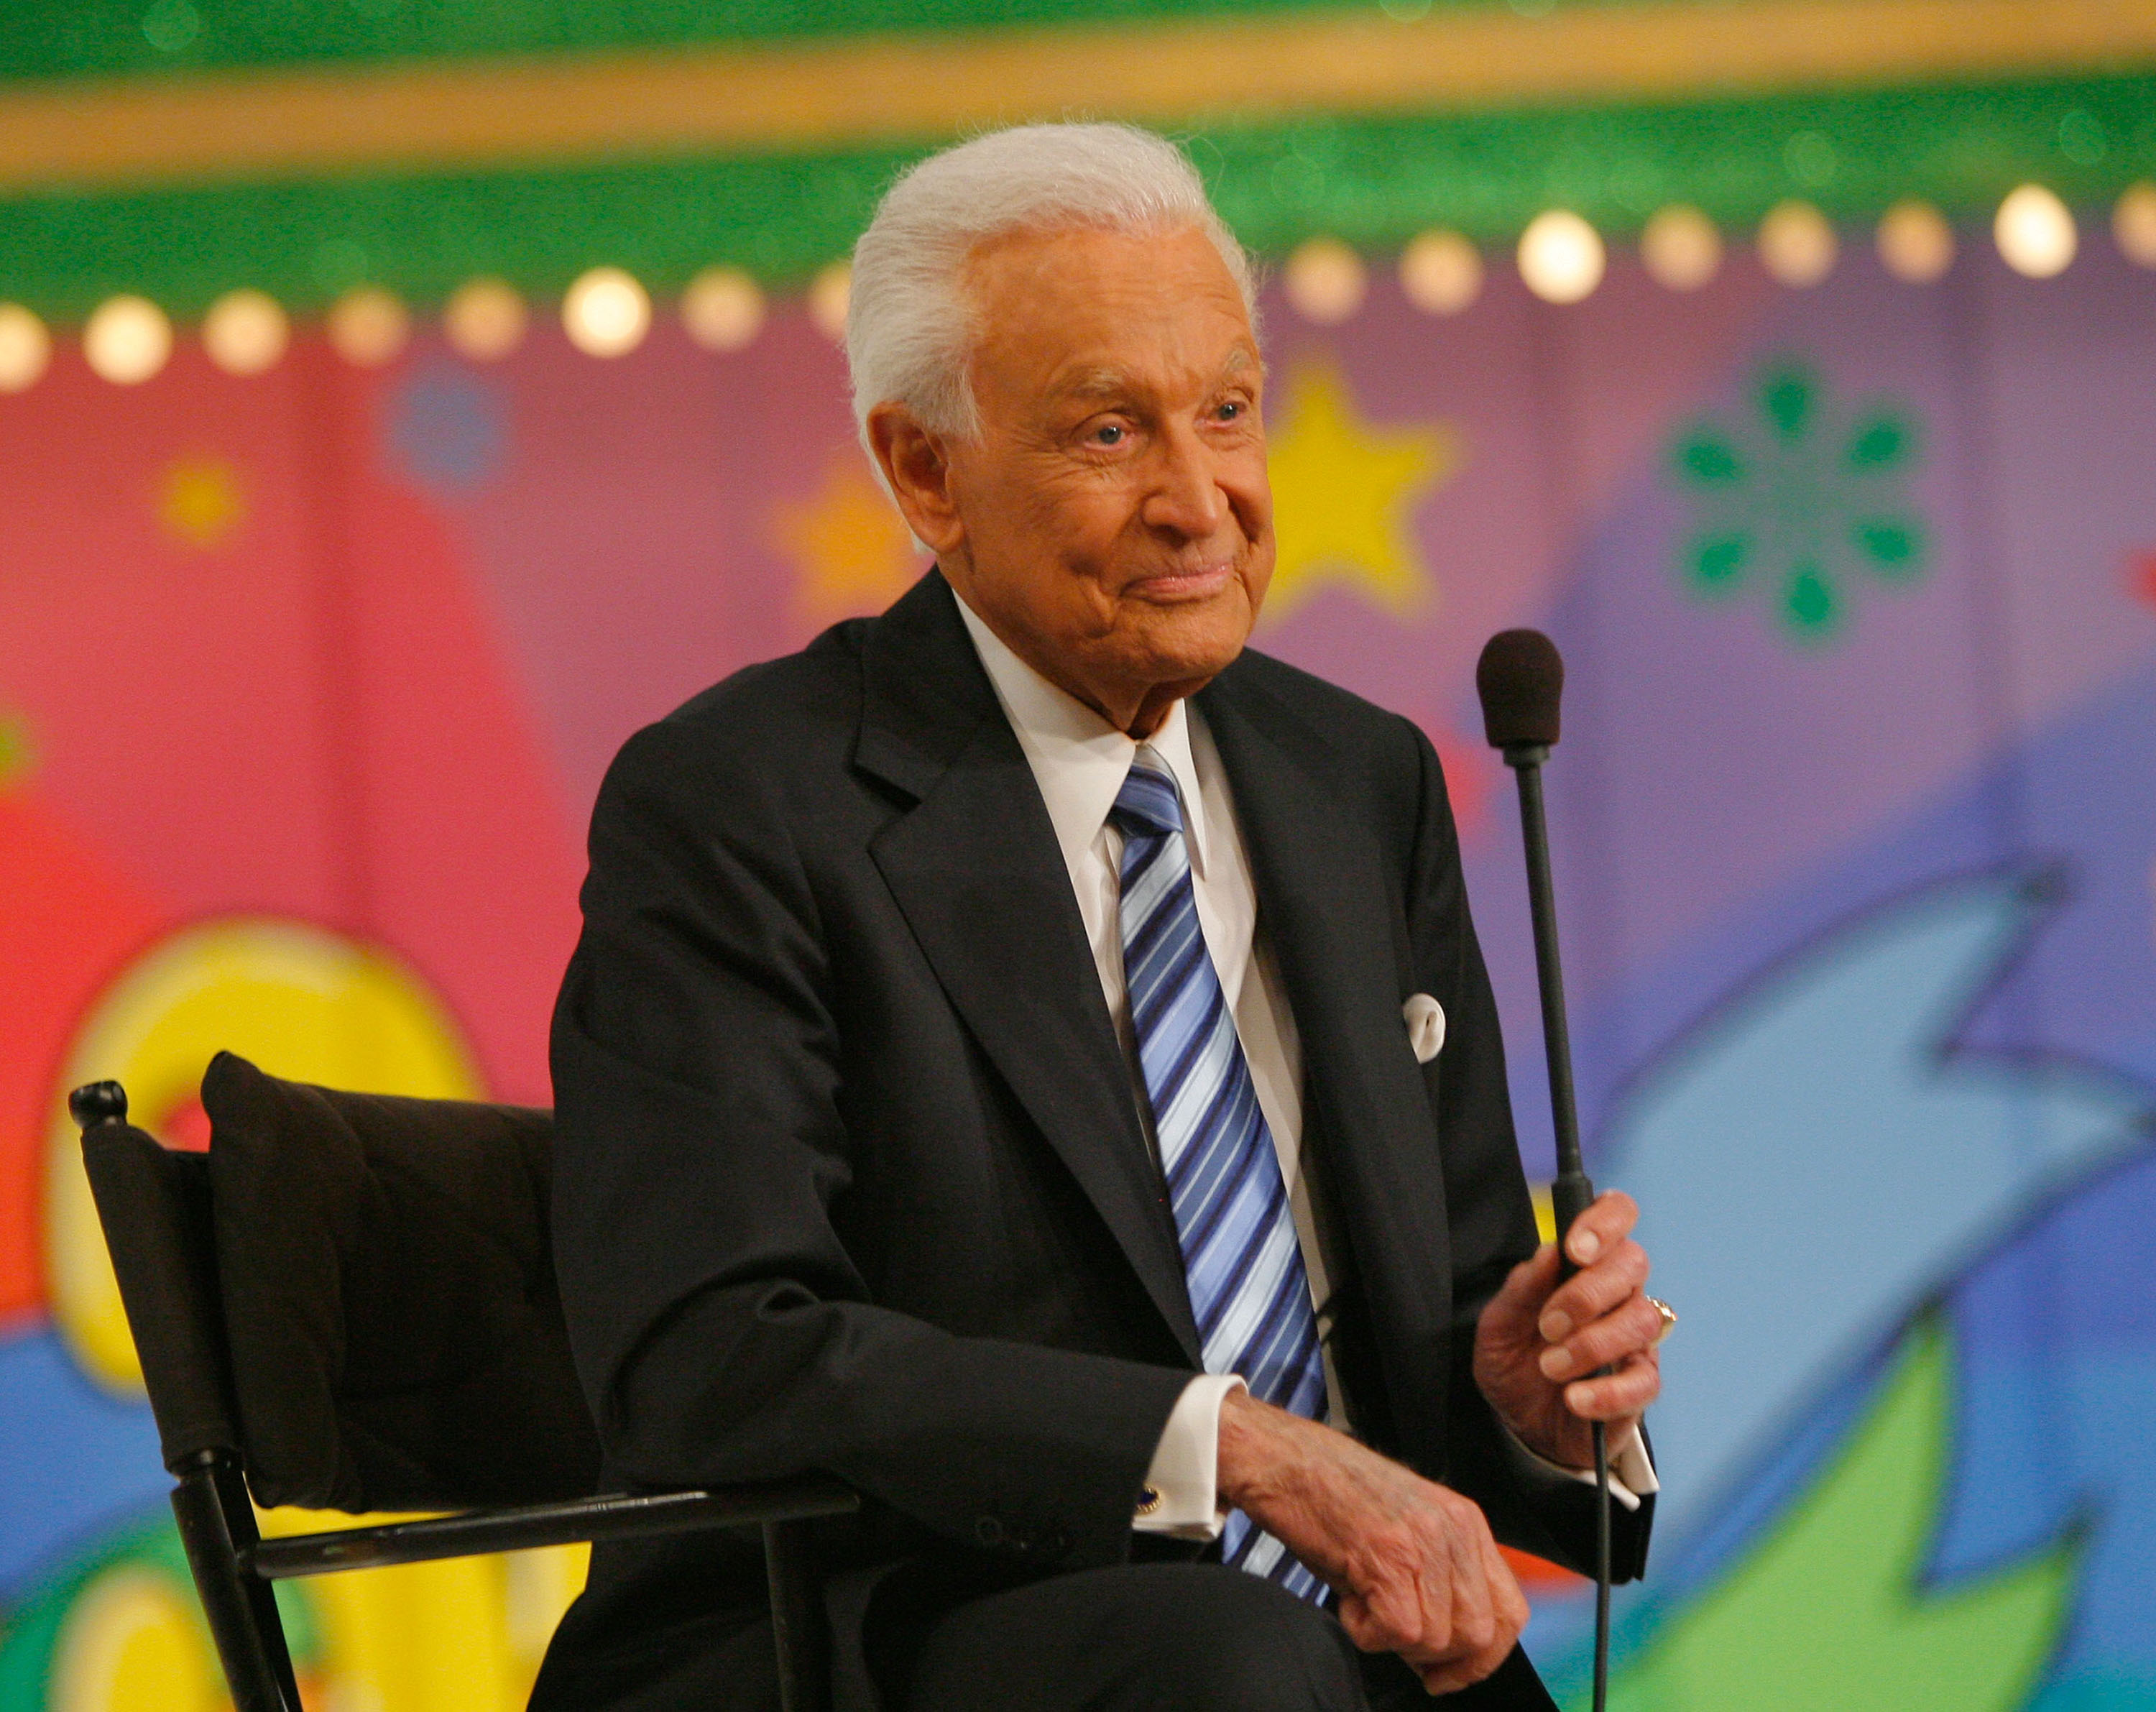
[1403,993,1446,1063]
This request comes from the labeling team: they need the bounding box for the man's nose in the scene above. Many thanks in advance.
[1141,426,1230,539]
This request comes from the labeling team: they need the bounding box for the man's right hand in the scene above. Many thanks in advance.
[1215,1389,1528,1695]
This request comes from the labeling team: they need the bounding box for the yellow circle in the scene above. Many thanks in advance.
[83,296,172,386]
[1519,210,1606,305]
[1876,200,1955,285]
[681,266,765,351]
[1759,200,1838,289]
[44,918,483,1395]
[1284,238,1368,325]
[203,289,289,376]
[444,277,527,362]
[0,302,52,392]
[1641,205,1722,292]
[563,267,651,359]
[1399,230,1482,316]
[2114,181,2156,269]
[328,287,413,367]
[1995,183,2078,280]
[808,262,851,342]
[51,1566,223,1712]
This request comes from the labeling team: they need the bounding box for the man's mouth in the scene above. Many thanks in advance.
[1123,561,1238,602]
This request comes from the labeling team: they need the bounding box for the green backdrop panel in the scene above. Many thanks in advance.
[0,70,2148,319]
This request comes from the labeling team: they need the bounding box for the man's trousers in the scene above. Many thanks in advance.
[895,1562,1562,1711]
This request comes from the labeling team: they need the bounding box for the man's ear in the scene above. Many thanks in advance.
[867,402,964,557]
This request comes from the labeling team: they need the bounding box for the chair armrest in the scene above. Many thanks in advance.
[242,1476,860,1580]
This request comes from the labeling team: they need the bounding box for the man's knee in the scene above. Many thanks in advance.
[900,1563,1368,1712]
[1134,1568,1365,1712]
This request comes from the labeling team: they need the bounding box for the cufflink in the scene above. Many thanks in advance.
[1135,1484,1164,1518]
[1404,993,1446,1064]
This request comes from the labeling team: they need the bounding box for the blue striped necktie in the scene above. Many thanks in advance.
[1112,751,1329,1603]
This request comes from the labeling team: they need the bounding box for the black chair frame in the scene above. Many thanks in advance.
[73,1079,859,1712]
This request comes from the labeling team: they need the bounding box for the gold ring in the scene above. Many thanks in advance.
[1646,1296,1677,1346]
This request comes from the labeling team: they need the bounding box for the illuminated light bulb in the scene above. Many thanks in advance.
[0,303,51,392]
[1758,200,1838,288]
[1284,237,1368,324]
[1518,210,1605,305]
[1876,200,1955,284]
[84,295,172,385]
[808,262,851,342]
[563,266,650,359]
[682,266,765,351]
[444,277,527,362]
[1994,184,2077,279]
[2113,181,2156,269]
[203,288,288,375]
[1641,205,1721,291]
[328,287,410,367]
[1399,230,1483,316]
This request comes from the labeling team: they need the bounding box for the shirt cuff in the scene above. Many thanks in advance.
[1500,1419,1659,1513]
[1134,1374,1246,1540]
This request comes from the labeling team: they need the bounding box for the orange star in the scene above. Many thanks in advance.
[773,449,925,627]
[157,457,245,550]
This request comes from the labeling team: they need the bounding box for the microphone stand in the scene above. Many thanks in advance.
[1498,735,1611,1712]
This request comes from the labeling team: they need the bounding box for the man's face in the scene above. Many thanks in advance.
[874,222,1273,735]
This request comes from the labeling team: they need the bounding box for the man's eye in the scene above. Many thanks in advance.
[1215,401,1243,422]
[1092,423,1126,446]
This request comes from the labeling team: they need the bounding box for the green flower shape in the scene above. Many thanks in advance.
[1671,362,1927,643]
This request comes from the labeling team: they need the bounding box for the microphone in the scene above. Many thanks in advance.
[1475,630,1589,1240]
[1477,628,1611,1712]
[1475,627,1563,753]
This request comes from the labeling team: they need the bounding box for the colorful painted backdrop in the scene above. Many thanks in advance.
[3,213,2154,1711]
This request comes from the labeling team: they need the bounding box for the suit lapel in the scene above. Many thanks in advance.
[857,574,1202,1366]
[1199,666,1456,1466]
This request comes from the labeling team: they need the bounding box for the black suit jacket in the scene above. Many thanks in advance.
[533,571,1649,1711]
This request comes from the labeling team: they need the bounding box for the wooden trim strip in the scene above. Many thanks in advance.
[1,0,2152,194]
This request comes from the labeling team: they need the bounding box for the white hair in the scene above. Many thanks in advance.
[845,122,1256,446]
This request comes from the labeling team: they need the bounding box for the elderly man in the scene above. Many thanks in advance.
[533,124,1660,1712]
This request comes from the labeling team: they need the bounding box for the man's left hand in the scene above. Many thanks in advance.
[1472,1191,1661,1472]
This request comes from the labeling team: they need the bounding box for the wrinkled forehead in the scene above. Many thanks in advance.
[962,223,1261,405]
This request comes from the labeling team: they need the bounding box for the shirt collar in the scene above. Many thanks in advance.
[954,593,1210,877]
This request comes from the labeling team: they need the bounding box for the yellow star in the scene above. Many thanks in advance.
[157,457,245,551]
[773,448,925,627]
[1261,364,1456,624]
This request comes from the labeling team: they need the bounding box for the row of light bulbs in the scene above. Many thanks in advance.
[1299,182,2156,321]
[0,259,829,391]
[2,180,2148,391]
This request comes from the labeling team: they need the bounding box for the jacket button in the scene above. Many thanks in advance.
[974,1517,1004,1547]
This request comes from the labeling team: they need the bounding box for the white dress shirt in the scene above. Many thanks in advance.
[953,599,1654,1544]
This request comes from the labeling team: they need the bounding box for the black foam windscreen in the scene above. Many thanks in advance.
[1476,629,1564,748]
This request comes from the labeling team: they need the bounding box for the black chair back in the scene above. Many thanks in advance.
[74,1054,850,1712]
[77,1103,242,1471]
[198,1050,599,1511]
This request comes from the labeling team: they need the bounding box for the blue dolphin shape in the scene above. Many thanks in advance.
[1603,873,2149,1557]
